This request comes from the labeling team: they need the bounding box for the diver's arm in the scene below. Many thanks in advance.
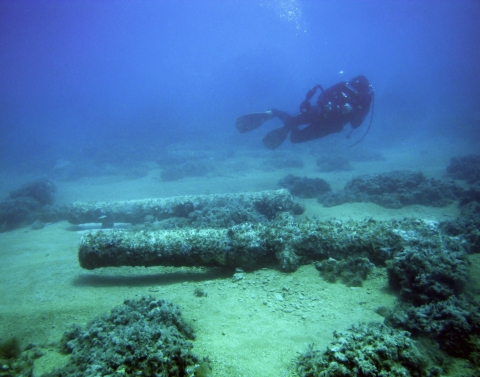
[300,84,323,113]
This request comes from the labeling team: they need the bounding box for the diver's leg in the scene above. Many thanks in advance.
[270,109,311,129]
[263,111,312,149]
[269,108,292,125]
[290,124,332,143]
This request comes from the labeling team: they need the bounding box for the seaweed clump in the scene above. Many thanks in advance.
[319,170,462,208]
[278,174,331,198]
[0,337,42,377]
[0,337,21,361]
[296,322,439,377]
[43,297,208,377]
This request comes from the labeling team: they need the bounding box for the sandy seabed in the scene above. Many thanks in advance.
[0,136,478,376]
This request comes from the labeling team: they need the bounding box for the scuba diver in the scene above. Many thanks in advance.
[236,75,374,149]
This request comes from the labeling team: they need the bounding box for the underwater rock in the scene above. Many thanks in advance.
[446,154,480,184]
[315,256,375,286]
[295,322,439,377]
[9,179,56,205]
[0,197,42,231]
[278,174,331,198]
[231,272,245,282]
[386,295,480,361]
[315,155,352,172]
[440,201,480,254]
[0,179,65,231]
[458,180,480,207]
[378,201,480,365]
[68,189,302,226]
[387,241,468,306]
[319,170,463,208]
[78,215,465,273]
[43,297,206,377]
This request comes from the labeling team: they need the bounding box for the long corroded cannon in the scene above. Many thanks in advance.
[79,216,454,271]
[79,223,274,270]
[68,189,302,225]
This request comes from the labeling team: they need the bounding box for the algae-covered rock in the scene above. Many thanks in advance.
[296,322,439,377]
[0,179,64,231]
[446,154,480,184]
[9,179,56,205]
[319,170,462,208]
[458,180,480,207]
[43,297,207,377]
[387,245,468,306]
[278,174,331,198]
[440,201,480,254]
[385,216,479,365]
[386,296,480,362]
[315,256,375,286]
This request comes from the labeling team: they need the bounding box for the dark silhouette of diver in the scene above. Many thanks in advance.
[236,75,374,149]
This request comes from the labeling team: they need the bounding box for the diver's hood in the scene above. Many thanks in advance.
[348,75,370,93]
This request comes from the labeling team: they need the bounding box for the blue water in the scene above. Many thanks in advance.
[0,0,479,172]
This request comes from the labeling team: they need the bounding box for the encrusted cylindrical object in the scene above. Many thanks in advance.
[79,222,274,270]
[78,216,452,271]
[68,189,299,225]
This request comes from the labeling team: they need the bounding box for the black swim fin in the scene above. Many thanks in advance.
[236,112,273,133]
[262,126,291,150]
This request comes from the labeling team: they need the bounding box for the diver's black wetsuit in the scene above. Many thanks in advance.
[269,75,374,146]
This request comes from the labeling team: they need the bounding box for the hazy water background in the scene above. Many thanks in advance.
[1,0,479,174]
